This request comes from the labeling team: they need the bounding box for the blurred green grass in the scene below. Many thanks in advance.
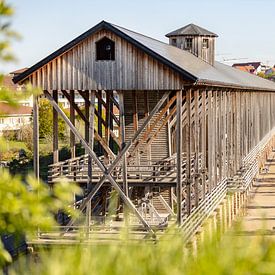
[11,223,275,275]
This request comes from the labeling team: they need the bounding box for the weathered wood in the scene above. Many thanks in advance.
[194,90,199,207]
[69,90,76,158]
[176,89,183,226]
[97,90,103,154]
[44,90,166,235]
[62,89,115,159]
[201,90,206,197]
[186,89,192,215]
[33,95,39,178]
[118,91,128,196]
[53,90,59,163]
[29,30,187,91]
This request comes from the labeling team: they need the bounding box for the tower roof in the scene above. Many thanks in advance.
[166,23,218,37]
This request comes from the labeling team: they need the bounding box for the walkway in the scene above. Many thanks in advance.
[241,151,275,236]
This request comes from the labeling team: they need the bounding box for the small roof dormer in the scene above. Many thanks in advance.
[166,23,218,66]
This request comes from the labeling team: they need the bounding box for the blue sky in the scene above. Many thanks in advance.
[2,0,275,73]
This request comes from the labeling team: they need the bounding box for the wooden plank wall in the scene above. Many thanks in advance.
[28,30,187,91]
[168,36,215,65]
[170,89,275,212]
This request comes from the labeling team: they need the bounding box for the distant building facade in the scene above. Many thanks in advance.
[232,62,270,75]
[0,102,32,135]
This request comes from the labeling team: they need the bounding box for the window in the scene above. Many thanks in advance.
[172,38,177,46]
[96,37,115,61]
[185,38,193,50]
[203,39,209,49]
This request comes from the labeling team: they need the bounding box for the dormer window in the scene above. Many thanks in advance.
[185,38,193,50]
[96,37,115,61]
[172,38,177,46]
[203,39,209,49]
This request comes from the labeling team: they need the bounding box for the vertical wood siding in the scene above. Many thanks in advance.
[29,30,187,91]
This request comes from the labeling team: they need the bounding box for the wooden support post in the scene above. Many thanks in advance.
[97,90,103,155]
[33,94,39,178]
[186,89,192,215]
[176,89,183,226]
[207,90,213,190]
[132,91,139,166]
[70,90,76,159]
[201,90,207,197]
[88,91,95,187]
[194,90,199,207]
[118,91,128,197]
[87,91,95,232]
[109,91,114,152]
[218,90,223,183]
[85,91,90,145]
[53,90,59,163]
[213,90,217,186]
[44,90,170,236]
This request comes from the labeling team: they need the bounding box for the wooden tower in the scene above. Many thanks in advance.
[166,23,218,65]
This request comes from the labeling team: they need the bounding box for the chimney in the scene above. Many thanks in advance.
[166,23,218,66]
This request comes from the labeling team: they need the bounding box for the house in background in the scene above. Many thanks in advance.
[232,62,270,75]
[0,102,32,135]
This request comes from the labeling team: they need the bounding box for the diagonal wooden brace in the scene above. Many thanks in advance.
[44,90,170,234]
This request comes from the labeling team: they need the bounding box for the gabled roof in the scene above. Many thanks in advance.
[13,21,275,92]
[166,23,218,37]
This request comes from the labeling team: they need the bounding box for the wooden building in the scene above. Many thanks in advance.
[13,21,275,235]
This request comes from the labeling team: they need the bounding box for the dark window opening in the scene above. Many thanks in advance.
[203,39,209,49]
[96,37,115,61]
[185,38,193,50]
[172,38,177,46]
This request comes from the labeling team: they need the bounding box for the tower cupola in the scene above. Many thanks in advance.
[166,23,218,66]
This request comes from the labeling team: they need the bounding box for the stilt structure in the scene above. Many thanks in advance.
[13,21,275,241]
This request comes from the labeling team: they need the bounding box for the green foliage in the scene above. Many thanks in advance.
[9,225,275,275]
[38,99,68,140]
[0,0,81,267]
[0,170,80,265]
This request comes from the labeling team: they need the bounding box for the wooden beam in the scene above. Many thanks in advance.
[201,90,206,198]
[61,90,115,159]
[33,94,39,178]
[63,91,170,230]
[88,91,95,186]
[69,90,76,159]
[84,91,89,144]
[87,91,95,231]
[45,90,166,236]
[176,89,183,226]
[97,90,103,155]
[194,90,199,208]
[118,91,128,196]
[130,93,177,159]
[186,89,192,215]
[53,90,59,163]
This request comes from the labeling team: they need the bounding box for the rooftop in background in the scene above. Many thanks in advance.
[2,75,19,91]
[232,62,262,70]
[233,65,255,74]
[10,67,29,76]
[0,102,32,116]
[166,23,218,37]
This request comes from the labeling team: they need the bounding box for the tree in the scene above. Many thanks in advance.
[38,98,68,140]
